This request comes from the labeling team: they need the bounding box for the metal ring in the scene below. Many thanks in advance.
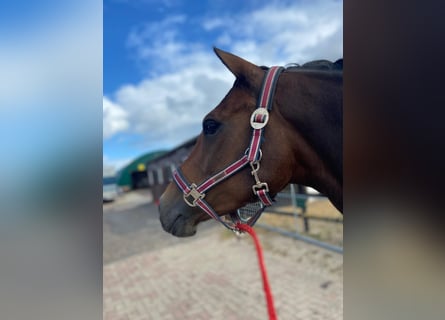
[250,108,269,129]
[183,183,205,207]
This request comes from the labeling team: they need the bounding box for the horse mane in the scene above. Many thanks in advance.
[260,58,343,71]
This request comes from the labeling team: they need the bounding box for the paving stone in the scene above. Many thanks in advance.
[104,191,342,320]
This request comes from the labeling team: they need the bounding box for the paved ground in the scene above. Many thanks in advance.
[103,191,219,264]
[104,190,343,320]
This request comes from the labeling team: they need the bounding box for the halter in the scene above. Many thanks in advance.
[173,66,284,232]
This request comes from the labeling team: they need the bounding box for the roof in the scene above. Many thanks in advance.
[116,150,168,187]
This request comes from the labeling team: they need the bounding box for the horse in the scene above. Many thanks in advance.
[159,48,342,237]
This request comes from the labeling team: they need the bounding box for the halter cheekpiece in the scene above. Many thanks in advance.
[173,66,284,232]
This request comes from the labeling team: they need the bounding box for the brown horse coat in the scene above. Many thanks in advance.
[159,48,342,237]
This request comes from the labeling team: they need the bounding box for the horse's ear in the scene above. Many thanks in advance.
[213,47,263,83]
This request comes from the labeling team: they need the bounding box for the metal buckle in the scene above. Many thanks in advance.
[250,108,269,129]
[250,158,269,194]
[252,182,269,194]
[183,183,205,207]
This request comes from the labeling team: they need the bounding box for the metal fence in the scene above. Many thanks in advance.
[257,184,343,254]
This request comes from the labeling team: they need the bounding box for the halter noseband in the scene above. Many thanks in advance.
[172,66,284,232]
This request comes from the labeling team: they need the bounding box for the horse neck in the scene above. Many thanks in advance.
[277,71,343,211]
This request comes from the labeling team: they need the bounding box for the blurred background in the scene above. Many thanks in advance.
[2,0,444,319]
[0,1,102,319]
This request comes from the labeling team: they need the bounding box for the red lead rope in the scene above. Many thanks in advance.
[235,223,277,320]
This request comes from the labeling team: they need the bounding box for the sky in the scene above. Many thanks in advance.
[103,0,343,174]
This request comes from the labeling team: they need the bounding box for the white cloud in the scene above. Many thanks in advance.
[210,0,343,65]
[103,96,129,139]
[126,14,191,73]
[103,155,117,176]
[126,0,342,70]
[106,0,342,148]
[202,18,225,31]
[108,63,233,146]
[103,155,132,175]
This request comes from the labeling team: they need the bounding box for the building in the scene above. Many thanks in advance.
[116,150,168,191]
[146,137,197,204]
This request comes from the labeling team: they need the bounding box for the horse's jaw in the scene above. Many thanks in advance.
[310,169,343,213]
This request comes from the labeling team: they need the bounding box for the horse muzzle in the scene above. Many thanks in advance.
[159,210,197,237]
[158,186,199,237]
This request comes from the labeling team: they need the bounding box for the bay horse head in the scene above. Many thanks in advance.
[159,48,342,237]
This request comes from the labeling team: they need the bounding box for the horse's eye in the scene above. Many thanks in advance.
[203,119,221,135]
